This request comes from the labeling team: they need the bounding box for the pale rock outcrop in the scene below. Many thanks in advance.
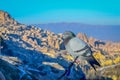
[0,10,17,25]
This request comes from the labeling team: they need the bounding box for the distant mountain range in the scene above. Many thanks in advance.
[32,23,120,42]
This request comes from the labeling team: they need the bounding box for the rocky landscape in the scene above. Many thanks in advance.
[0,10,120,80]
[0,10,85,80]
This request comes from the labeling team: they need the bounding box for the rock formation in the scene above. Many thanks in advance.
[0,10,120,80]
[0,10,17,25]
[0,10,85,80]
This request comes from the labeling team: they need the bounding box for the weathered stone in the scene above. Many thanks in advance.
[0,59,20,80]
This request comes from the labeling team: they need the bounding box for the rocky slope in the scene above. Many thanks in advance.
[0,10,17,25]
[0,10,120,80]
[0,10,85,80]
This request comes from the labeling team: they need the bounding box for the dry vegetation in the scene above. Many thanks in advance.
[94,51,120,66]
[86,51,120,80]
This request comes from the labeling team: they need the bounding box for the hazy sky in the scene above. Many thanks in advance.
[0,0,120,25]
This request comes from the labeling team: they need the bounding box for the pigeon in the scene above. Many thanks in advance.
[63,31,101,71]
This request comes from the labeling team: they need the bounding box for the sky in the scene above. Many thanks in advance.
[0,0,120,25]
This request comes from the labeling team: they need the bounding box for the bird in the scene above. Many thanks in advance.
[63,31,101,71]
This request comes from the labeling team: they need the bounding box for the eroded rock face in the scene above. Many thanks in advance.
[0,10,17,25]
[77,33,89,43]
[77,33,120,55]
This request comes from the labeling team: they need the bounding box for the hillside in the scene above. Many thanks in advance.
[0,10,85,80]
[0,10,120,80]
